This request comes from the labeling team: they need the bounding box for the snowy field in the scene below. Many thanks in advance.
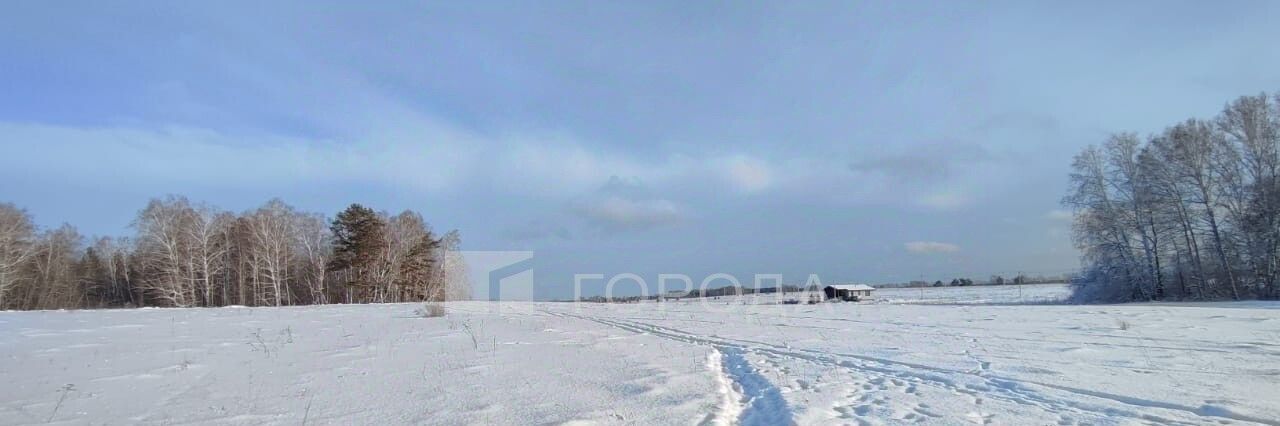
[3,292,1279,425]
[680,283,1074,306]
[871,283,1073,305]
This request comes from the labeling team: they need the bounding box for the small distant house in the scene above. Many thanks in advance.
[823,284,875,302]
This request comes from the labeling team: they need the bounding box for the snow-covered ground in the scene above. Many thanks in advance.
[675,283,1074,306]
[3,293,1279,425]
[871,283,1073,305]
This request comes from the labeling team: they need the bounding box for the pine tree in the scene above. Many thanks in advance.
[328,204,386,302]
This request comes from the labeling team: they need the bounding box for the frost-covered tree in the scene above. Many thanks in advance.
[1066,91,1280,302]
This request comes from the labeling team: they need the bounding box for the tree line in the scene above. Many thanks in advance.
[1065,92,1280,302]
[886,274,1067,288]
[0,196,466,310]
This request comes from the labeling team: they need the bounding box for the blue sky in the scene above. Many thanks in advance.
[4,1,1280,298]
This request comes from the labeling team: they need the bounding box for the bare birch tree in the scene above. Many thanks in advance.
[0,203,36,309]
[294,212,331,305]
[245,199,296,306]
[134,196,199,307]
[0,197,459,310]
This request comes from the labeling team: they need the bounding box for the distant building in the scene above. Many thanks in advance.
[823,284,875,301]
[661,289,689,301]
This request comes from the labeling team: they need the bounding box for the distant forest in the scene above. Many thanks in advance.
[1067,92,1280,302]
[0,197,465,310]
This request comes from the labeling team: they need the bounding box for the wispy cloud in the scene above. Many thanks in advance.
[904,241,960,254]
[0,119,791,203]
[576,196,682,232]
[0,121,478,192]
[849,143,990,184]
[571,176,684,232]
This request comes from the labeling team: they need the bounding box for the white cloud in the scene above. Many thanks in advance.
[568,175,686,233]
[0,118,1014,224]
[1,120,807,232]
[904,241,960,254]
[576,196,683,231]
[494,146,784,198]
[494,141,638,196]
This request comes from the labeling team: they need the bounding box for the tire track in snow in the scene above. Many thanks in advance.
[547,310,793,425]
[558,310,1275,426]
